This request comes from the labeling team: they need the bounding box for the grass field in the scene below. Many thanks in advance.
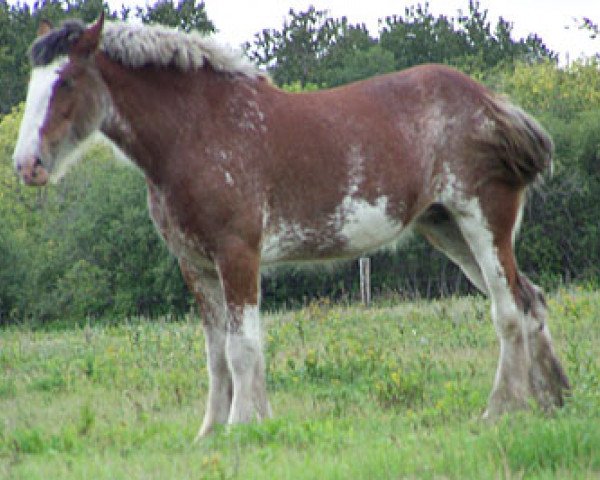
[1,287,599,479]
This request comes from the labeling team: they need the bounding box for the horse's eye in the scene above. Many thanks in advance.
[58,78,74,90]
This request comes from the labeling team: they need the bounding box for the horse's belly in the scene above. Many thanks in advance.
[261,196,405,264]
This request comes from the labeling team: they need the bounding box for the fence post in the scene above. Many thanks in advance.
[359,257,371,307]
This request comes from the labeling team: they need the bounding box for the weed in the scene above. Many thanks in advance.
[77,403,95,436]
[373,367,425,409]
[29,368,66,393]
[10,428,45,454]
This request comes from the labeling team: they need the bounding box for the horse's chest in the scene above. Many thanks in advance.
[147,188,211,267]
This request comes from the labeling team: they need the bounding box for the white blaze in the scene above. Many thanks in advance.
[13,58,67,168]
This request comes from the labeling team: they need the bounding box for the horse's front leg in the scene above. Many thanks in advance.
[216,236,271,425]
[178,261,233,439]
[199,317,233,437]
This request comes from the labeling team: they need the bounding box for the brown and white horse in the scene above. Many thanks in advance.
[13,15,569,438]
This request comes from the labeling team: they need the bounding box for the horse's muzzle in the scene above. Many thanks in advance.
[16,157,49,186]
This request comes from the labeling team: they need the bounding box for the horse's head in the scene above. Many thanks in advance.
[13,13,108,186]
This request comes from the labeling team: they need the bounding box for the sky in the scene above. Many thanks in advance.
[99,1,599,63]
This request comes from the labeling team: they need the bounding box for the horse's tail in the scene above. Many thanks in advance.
[471,94,553,187]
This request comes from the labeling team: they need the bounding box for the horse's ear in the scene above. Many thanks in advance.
[72,11,105,57]
[37,19,53,37]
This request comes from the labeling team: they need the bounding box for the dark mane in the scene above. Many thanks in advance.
[30,20,86,66]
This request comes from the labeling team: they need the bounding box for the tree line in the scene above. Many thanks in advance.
[0,0,598,323]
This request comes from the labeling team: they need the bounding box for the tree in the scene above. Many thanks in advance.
[316,22,395,87]
[0,2,38,114]
[246,8,393,89]
[245,7,343,87]
[380,1,554,75]
[380,4,468,71]
[135,0,214,33]
[27,146,191,321]
[247,2,555,90]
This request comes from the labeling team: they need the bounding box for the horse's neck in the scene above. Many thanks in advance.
[97,54,219,181]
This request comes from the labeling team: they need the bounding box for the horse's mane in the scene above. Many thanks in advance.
[30,19,264,78]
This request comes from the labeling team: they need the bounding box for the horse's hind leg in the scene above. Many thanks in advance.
[516,272,570,409]
[418,202,528,412]
[415,203,487,295]
[450,188,568,417]
[179,262,233,440]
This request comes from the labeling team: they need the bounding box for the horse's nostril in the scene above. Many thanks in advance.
[34,157,43,167]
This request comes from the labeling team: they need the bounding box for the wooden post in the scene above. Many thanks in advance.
[359,257,371,307]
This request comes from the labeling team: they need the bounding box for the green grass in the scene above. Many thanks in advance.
[1,287,599,479]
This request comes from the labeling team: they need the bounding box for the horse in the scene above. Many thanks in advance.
[13,14,569,439]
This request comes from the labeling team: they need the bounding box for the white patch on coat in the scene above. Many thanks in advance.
[334,146,403,252]
[512,191,525,246]
[424,103,450,140]
[224,171,234,186]
[247,100,265,122]
[148,186,212,269]
[260,219,316,263]
[260,208,292,263]
[241,304,261,344]
[225,302,266,424]
[347,145,365,195]
[261,197,405,263]
[13,57,67,169]
[459,198,516,316]
[438,163,464,206]
[169,225,211,268]
[238,99,267,132]
[193,278,224,317]
[457,196,532,407]
[103,104,135,157]
[336,196,404,252]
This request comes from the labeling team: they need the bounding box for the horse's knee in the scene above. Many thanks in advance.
[225,304,262,372]
[226,334,261,377]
